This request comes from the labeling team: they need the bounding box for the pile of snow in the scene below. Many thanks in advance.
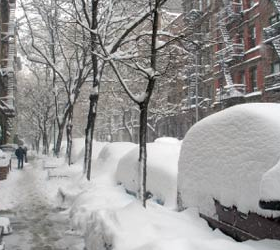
[0,150,10,167]
[0,217,12,235]
[71,139,108,164]
[117,138,181,208]
[70,185,134,235]
[178,103,280,217]
[84,201,280,250]
[59,142,136,228]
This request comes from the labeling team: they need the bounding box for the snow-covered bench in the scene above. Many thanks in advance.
[42,160,57,170]
[47,170,69,179]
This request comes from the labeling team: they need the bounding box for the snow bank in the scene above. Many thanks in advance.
[0,217,12,235]
[70,185,134,235]
[117,138,181,208]
[84,201,280,250]
[178,103,280,217]
[63,142,136,233]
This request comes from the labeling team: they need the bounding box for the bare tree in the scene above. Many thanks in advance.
[18,0,93,163]
[100,0,176,207]
[72,0,169,181]
[17,65,55,154]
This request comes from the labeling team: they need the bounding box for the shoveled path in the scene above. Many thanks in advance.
[0,160,84,250]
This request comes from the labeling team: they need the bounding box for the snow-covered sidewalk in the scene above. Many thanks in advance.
[0,157,84,250]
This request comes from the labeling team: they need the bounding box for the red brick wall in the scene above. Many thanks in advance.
[0,166,9,180]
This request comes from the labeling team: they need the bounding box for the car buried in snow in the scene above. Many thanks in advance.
[178,103,280,241]
[0,144,18,159]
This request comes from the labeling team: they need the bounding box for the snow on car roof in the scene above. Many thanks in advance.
[178,103,280,218]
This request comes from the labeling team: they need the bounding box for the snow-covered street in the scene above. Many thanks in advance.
[0,159,84,250]
[1,139,280,250]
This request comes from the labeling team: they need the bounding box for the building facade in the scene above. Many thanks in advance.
[183,0,280,110]
[0,0,17,144]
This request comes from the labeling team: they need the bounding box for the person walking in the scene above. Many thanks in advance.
[15,146,25,169]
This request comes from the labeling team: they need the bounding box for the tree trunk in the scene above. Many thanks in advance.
[139,102,148,207]
[55,122,65,157]
[83,0,100,180]
[84,93,99,180]
[42,131,49,155]
[66,105,74,165]
[35,134,40,154]
[42,120,49,155]
[66,124,73,165]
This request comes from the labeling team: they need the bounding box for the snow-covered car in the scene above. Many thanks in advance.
[116,137,181,209]
[0,144,18,159]
[178,103,280,241]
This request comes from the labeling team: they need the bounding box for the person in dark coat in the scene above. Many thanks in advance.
[23,146,28,163]
[15,146,25,169]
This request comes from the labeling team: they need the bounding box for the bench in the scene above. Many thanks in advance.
[47,170,69,179]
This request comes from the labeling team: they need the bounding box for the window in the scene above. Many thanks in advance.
[235,33,244,44]
[199,0,203,11]
[240,71,246,85]
[270,14,280,25]
[249,66,258,91]
[248,25,256,48]
[271,61,280,74]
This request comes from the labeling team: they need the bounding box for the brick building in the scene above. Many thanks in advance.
[0,0,17,145]
[183,0,280,111]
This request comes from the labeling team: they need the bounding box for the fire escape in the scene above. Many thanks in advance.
[183,8,203,110]
[0,1,16,137]
[215,0,244,102]
[263,0,280,90]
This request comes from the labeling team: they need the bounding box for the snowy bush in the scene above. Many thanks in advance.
[178,103,280,218]
[116,138,181,208]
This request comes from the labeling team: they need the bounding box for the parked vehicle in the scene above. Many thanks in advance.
[178,104,280,241]
[0,144,18,159]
